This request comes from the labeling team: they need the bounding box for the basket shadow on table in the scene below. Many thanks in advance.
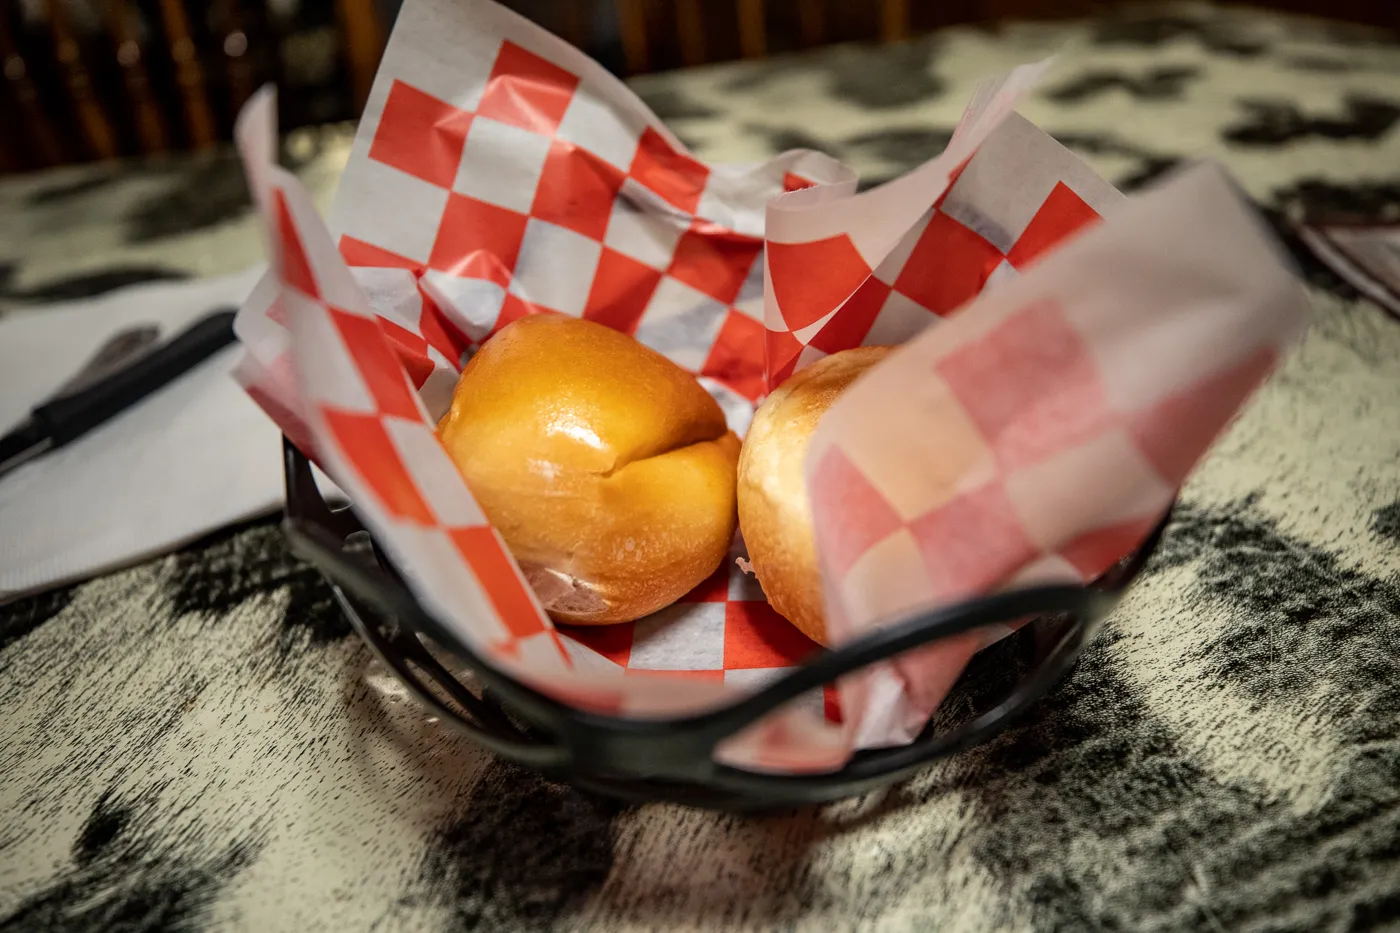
[333,614,1060,923]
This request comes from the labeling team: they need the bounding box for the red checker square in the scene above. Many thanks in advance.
[808,446,905,579]
[783,171,816,192]
[327,308,422,421]
[700,310,766,401]
[810,277,892,354]
[449,526,547,639]
[417,289,472,368]
[558,622,634,667]
[1059,514,1165,581]
[476,40,580,136]
[936,300,1113,470]
[531,141,626,241]
[322,408,434,524]
[275,189,318,299]
[494,292,542,335]
[679,564,731,603]
[893,210,1004,318]
[765,326,805,391]
[1127,346,1277,487]
[1006,181,1102,271]
[766,235,872,332]
[375,316,435,390]
[369,80,474,189]
[724,601,823,670]
[582,248,661,334]
[908,482,1039,601]
[667,221,764,305]
[339,235,424,273]
[428,193,529,278]
[822,684,843,724]
[629,126,709,215]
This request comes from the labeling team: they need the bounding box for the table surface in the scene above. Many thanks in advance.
[3,3,1400,931]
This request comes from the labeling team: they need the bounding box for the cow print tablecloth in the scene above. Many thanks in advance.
[3,3,1399,930]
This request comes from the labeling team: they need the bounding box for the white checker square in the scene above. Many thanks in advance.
[420,270,507,343]
[627,602,727,670]
[330,155,449,265]
[694,187,739,233]
[1004,429,1176,552]
[839,528,938,630]
[603,179,687,269]
[632,277,729,370]
[418,349,460,422]
[452,116,552,214]
[1082,288,1270,414]
[817,366,997,522]
[724,668,824,722]
[862,288,938,347]
[354,267,421,331]
[555,88,644,171]
[941,113,1120,250]
[985,258,1019,291]
[370,8,496,112]
[513,630,570,673]
[697,376,755,438]
[285,292,377,414]
[382,416,486,527]
[732,258,766,321]
[793,342,829,373]
[872,208,933,285]
[694,162,769,238]
[508,219,603,317]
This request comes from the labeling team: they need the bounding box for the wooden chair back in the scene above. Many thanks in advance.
[0,0,386,172]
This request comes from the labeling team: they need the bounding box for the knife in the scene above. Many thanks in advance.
[0,308,239,481]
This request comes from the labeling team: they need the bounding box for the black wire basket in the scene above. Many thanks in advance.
[282,437,1169,812]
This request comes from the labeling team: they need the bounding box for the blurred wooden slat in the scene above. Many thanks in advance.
[102,0,169,154]
[736,0,766,58]
[0,13,67,166]
[335,0,385,114]
[45,0,119,160]
[156,0,217,148]
[797,0,825,47]
[558,0,593,51]
[676,0,706,66]
[217,0,257,117]
[616,0,650,73]
[880,0,911,42]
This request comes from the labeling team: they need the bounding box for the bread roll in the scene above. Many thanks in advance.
[436,314,740,625]
[737,346,893,645]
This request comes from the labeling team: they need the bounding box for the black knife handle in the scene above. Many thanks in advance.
[31,309,239,449]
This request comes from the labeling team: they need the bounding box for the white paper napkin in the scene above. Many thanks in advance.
[0,268,287,603]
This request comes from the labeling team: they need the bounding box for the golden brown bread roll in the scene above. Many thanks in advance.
[737,346,893,645]
[436,314,740,625]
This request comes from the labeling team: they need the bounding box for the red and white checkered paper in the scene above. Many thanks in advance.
[231,0,1307,772]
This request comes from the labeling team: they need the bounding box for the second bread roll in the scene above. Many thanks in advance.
[737,346,892,645]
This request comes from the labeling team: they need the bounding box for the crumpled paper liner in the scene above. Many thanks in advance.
[232,0,1308,773]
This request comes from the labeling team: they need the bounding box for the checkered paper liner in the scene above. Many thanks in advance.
[230,0,1307,772]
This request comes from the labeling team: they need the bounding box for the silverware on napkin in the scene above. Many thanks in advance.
[0,309,238,480]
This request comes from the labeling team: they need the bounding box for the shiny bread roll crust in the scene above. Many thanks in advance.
[737,346,893,645]
[436,314,739,625]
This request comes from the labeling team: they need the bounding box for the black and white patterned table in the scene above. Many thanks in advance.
[3,4,1399,931]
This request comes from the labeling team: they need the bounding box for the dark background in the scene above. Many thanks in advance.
[2,0,1397,176]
